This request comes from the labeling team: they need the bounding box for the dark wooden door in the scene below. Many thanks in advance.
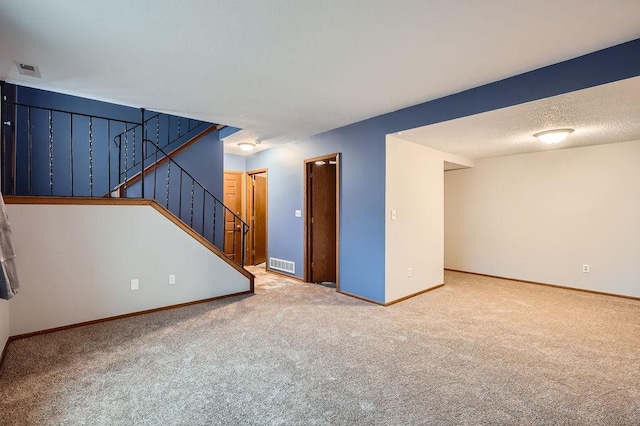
[223,172,243,263]
[253,174,267,264]
[308,159,336,283]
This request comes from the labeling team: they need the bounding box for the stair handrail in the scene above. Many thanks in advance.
[142,138,249,266]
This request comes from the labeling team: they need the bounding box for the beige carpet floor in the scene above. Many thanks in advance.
[1,270,639,425]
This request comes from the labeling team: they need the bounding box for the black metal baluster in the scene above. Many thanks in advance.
[70,114,74,196]
[117,131,123,193]
[242,223,246,267]
[201,187,206,235]
[132,125,136,172]
[153,116,159,200]
[189,180,194,227]
[165,161,171,209]
[177,117,181,138]
[153,141,158,200]
[48,110,54,195]
[178,170,183,219]
[89,117,94,196]
[107,120,111,196]
[212,202,216,245]
[232,211,236,262]
[124,126,128,196]
[27,107,32,195]
[140,108,145,199]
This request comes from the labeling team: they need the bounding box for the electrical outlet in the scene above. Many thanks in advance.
[168,274,176,285]
[582,264,590,273]
[408,268,412,277]
[130,279,139,291]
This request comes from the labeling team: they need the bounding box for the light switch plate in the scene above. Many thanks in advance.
[295,210,302,217]
[130,279,139,291]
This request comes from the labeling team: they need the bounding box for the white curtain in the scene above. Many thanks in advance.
[0,192,19,300]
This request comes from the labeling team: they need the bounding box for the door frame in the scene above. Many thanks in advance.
[246,168,268,267]
[304,153,340,290]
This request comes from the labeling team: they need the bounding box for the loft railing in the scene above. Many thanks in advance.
[2,100,140,197]
[0,86,248,266]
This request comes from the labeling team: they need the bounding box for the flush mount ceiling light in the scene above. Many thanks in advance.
[238,142,256,152]
[534,128,574,144]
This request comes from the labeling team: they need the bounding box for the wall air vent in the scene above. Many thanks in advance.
[269,257,295,274]
[15,61,41,78]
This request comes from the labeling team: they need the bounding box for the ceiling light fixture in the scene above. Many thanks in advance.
[534,128,574,144]
[238,142,256,152]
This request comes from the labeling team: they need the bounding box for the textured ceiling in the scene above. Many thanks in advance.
[397,76,640,160]
[1,0,640,156]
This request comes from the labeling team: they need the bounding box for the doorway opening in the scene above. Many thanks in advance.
[246,169,268,267]
[304,153,340,290]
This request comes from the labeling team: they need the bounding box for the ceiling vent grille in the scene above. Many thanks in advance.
[15,62,41,78]
[269,257,295,274]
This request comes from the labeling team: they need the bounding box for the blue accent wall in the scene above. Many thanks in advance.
[128,130,223,200]
[224,153,246,172]
[174,131,224,200]
[245,38,640,304]
[246,122,387,302]
[219,126,242,139]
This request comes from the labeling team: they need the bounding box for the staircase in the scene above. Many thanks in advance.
[0,81,250,268]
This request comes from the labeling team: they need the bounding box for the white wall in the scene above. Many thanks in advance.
[385,136,457,303]
[0,299,8,352]
[445,140,640,297]
[7,203,250,336]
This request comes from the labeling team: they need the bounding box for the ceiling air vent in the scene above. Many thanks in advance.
[15,61,41,78]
